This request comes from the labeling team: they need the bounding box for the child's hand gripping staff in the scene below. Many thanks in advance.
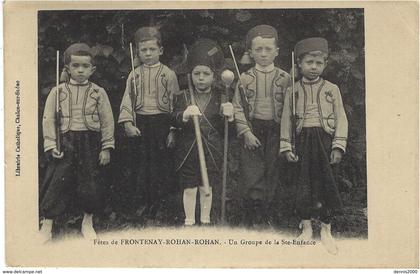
[52,50,64,159]
[229,45,261,150]
[284,51,299,163]
[124,43,141,137]
[186,73,211,196]
[220,70,235,224]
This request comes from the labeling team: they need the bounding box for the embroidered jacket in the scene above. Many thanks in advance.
[118,63,179,124]
[42,81,115,152]
[233,66,291,136]
[280,78,348,153]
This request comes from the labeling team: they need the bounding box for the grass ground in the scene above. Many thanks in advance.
[52,185,367,240]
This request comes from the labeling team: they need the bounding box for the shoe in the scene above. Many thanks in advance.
[296,220,313,241]
[183,223,195,228]
[81,215,98,240]
[38,219,53,244]
[320,222,338,255]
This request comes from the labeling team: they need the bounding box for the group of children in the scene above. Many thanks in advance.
[39,24,348,255]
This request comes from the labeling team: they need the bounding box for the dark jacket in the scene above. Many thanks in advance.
[171,88,231,172]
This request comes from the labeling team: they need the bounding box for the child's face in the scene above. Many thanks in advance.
[249,37,278,67]
[66,55,95,83]
[298,54,327,80]
[138,39,163,66]
[192,65,214,92]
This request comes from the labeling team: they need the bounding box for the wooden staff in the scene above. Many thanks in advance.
[220,70,234,224]
[187,74,211,196]
[129,43,138,127]
[55,50,62,153]
[229,45,251,128]
[291,51,296,154]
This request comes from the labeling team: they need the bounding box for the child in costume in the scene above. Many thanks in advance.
[171,39,234,226]
[118,27,180,222]
[233,25,291,227]
[280,37,348,254]
[39,43,115,242]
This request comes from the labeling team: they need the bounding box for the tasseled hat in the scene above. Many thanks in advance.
[61,43,94,82]
[187,38,225,72]
[134,27,162,44]
[294,37,329,58]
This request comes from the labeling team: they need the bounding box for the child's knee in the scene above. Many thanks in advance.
[184,187,198,196]
[78,183,104,213]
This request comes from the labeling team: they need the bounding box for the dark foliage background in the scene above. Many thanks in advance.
[38,9,367,238]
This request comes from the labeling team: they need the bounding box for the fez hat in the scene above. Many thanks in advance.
[187,38,225,72]
[294,37,329,58]
[134,27,162,44]
[246,25,278,49]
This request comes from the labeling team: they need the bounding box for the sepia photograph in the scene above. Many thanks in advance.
[3,1,418,269]
[37,8,366,252]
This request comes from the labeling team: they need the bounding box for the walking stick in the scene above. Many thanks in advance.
[129,43,138,127]
[291,51,296,154]
[220,70,234,224]
[187,74,211,196]
[55,50,62,153]
[228,46,251,125]
[41,50,62,200]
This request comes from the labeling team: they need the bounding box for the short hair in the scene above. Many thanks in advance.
[246,25,278,50]
[297,50,328,63]
[250,36,278,49]
[137,38,162,48]
[64,50,95,66]
[134,27,162,47]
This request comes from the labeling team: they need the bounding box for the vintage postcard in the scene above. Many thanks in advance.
[3,0,419,268]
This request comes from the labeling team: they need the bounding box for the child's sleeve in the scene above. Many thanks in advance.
[98,89,115,150]
[170,91,192,129]
[232,74,251,137]
[279,86,293,153]
[42,87,58,152]
[118,70,136,125]
[169,70,180,112]
[332,85,348,152]
[218,89,236,136]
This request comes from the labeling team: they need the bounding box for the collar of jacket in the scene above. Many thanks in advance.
[302,76,322,85]
[143,62,161,68]
[194,87,212,94]
[245,66,284,84]
[68,78,90,86]
[255,63,275,73]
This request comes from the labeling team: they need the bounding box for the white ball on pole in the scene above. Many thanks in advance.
[221,70,235,87]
